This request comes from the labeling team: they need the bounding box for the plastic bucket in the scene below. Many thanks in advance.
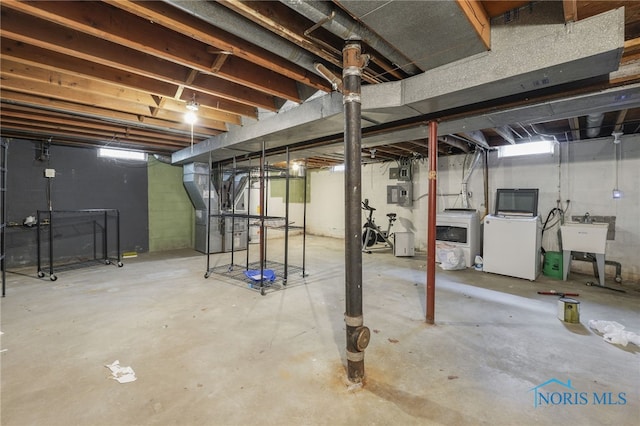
[543,251,563,279]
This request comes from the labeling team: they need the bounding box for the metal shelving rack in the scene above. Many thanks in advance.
[1,139,8,297]
[204,147,309,295]
[36,209,123,281]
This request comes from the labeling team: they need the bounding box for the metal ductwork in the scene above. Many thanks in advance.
[586,113,605,138]
[282,0,421,76]
[183,163,249,254]
[439,136,470,153]
[183,163,218,253]
[172,8,626,166]
[183,163,217,211]
[493,126,516,145]
[164,0,325,82]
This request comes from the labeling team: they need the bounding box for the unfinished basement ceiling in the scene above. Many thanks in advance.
[1,1,640,168]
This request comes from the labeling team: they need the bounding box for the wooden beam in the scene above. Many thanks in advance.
[2,0,303,102]
[0,117,191,148]
[210,53,231,74]
[0,61,234,129]
[0,37,179,99]
[613,109,628,133]
[104,0,330,92]
[562,0,578,23]
[1,105,204,144]
[0,7,280,111]
[455,0,490,50]
[0,89,220,139]
[568,116,581,141]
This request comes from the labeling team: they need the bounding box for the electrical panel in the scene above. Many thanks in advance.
[398,166,411,181]
[389,167,399,180]
[387,183,413,207]
[387,185,399,204]
[398,158,412,181]
[397,182,412,207]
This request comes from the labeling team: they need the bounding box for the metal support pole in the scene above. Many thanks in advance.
[426,121,438,324]
[230,157,236,267]
[246,159,251,270]
[343,40,371,384]
[103,211,108,262]
[284,147,290,284]
[48,210,53,277]
[93,219,97,261]
[115,209,121,264]
[259,141,266,290]
[206,155,212,273]
[302,159,308,277]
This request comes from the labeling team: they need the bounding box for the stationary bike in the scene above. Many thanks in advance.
[361,199,396,253]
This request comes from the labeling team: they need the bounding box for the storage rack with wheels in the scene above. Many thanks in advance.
[204,147,308,295]
[36,209,123,281]
[1,139,7,297]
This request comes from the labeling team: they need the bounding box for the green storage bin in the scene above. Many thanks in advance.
[543,251,563,279]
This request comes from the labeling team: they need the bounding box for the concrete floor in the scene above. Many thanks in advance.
[1,235,639,425]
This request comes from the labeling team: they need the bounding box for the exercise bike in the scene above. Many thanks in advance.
[361,199,396,253]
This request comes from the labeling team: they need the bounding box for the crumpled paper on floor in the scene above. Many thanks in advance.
[588,320,640,347]
[105,360,137,383]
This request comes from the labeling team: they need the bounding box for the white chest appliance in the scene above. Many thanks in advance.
[482,188,542,280]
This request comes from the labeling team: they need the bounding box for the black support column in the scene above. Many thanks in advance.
[343,40,370,383]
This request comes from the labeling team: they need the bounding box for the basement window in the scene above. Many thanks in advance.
[331,164,345,172]
[497,139,555,158]
[98,147,147,161]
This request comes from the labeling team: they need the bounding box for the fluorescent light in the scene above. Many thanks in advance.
[98,148,147,161]
[498,139,555,158]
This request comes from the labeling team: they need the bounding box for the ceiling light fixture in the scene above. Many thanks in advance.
[185,94,199,152]
[184,95,199,125]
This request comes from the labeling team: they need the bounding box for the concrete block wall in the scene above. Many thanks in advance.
[308,134,640,282]
[148,156,194,251]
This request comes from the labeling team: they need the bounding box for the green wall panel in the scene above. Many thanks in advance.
[269,175,310,203]
[147,157,194,251]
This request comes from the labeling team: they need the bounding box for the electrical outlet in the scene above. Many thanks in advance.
[44,168,56,178]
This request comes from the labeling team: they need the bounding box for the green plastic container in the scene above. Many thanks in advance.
[543,251,563,279]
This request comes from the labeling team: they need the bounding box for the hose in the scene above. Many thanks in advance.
[541,207,564,254]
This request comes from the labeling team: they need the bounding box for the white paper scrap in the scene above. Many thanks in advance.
[105,360,137,383]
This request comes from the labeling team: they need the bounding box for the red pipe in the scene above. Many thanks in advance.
[426,121,438,324]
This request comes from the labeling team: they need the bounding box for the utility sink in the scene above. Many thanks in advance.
[560,222,609,254]
[560,221,609,286]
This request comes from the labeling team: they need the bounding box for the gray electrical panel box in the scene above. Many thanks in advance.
[398,159,412,181]
[398,165,411,181]
[397,182,412,206]
[389,167,399,180]
[387,183,413,207]
[387,185,399,204]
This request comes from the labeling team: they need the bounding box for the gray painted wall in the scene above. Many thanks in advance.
[4,140,149,268]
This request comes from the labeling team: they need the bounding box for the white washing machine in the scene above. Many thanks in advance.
[483,215,542,280]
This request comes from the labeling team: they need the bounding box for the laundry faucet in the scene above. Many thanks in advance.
[582,212,592,224]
